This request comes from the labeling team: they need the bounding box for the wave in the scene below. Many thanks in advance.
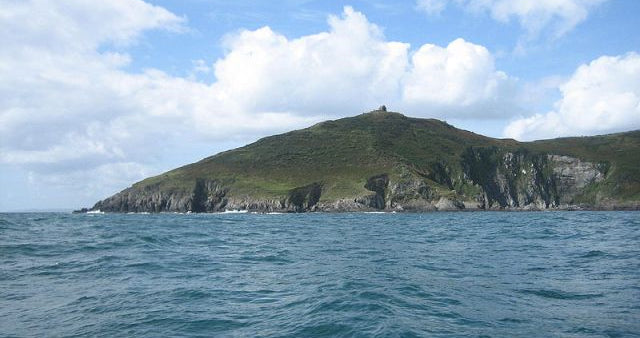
[223,209,248,214]
[519,289,604,300]
[2,211,638,337]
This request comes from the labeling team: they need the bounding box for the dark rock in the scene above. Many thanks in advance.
[85,113,637,213]
[364,174,389,209]
[287,182,323,212]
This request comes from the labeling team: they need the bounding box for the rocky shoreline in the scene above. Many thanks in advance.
[78,153,638,214]
[77,112,639,214]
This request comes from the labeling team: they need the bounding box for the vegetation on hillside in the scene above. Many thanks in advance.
[96,109,639,212]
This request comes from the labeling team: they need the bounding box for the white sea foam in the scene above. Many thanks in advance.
[223,209,248,214]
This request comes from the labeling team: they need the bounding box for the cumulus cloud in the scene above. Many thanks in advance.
[417,0,607,40]
[0,1,311,168]
[504,53,640,140]
[1,0,184,51]
[402,38,516,117]
[0,2,518,207]
[2,6,174,168]
[210,7,516,119]
[211,7,410,116]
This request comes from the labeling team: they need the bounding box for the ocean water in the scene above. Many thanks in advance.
[1,212,639,337]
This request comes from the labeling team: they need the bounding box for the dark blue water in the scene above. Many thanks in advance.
[1,212,639,337]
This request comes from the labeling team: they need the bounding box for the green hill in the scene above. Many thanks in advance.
[88,108,640,212]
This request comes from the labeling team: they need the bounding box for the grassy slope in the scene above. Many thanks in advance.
[132,111,639,203]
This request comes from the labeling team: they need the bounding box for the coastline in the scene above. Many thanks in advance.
[74,203,640,214]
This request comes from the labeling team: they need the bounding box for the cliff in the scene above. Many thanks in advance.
[87,110,640,213]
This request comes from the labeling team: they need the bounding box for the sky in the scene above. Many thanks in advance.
[1,0,639,211]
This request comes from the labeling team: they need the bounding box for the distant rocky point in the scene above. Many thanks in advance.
[80,109,640,213]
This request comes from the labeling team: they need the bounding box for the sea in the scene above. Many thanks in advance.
[1,211,639,337]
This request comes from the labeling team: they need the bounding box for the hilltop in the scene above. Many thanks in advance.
[86,108,640,212]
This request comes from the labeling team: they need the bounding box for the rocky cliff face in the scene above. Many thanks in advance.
[458,148,605,210]
[93,179,327,213]
[91,148,619,213]
[549,155,605,204]
[93,183,194,213]
[83,111,639,213]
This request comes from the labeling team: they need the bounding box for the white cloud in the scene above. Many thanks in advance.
[191,59,212,75]
[210,7,516,119]
[481,0,606,39]
[504,53,640,140]
[0,2,518,208]
[417,0,607,40]
[211,7,410,116]
[416,0,448,15]
[402,38,516,117]
[1,0,184,52]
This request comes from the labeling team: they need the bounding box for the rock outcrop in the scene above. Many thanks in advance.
[90,150,616,212]
[82,111,639,213]
[457,149,607,210]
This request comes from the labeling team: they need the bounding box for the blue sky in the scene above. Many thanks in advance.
[1,0,639,211]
